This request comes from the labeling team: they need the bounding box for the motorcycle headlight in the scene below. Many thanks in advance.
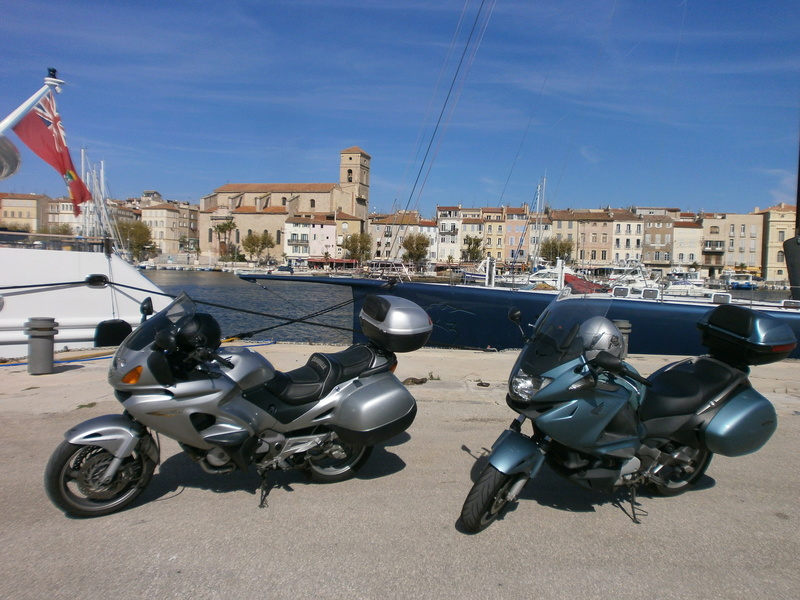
[510,373,552,402]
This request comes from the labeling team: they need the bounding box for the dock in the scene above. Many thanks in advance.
[1,344,798,599]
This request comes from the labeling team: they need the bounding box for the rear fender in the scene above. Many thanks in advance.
[488,429,546,476]
[64,414,158,464]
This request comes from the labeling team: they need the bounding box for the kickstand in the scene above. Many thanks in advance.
[628,485,648,524]
[258,471,273,509]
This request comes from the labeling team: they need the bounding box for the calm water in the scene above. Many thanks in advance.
[143,270,354,345]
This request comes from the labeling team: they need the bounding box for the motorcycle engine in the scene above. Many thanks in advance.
[205,447,231,467]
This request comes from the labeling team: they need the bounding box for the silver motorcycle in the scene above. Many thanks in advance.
[45,292,432,517]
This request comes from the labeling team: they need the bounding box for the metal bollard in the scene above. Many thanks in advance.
[612,319,631,359]
[25,317,59,375]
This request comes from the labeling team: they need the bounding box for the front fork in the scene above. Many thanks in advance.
[488,415,547,501]
[64,414,159,484]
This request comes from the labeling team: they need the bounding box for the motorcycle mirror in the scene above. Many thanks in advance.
[154,329,178,353]
[140,297,154,322]
[508,307,522,323]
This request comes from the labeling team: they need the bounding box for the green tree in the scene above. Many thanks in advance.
[341,232,373,265]
[539,237,574,264]
[213,219,237,259]
[242,231,275,263]
[38,223,73,235]
[462,235,484,262]
[401,233,430,270]
[117,220,153,261]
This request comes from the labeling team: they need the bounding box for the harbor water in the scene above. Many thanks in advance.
[143,270,354,345]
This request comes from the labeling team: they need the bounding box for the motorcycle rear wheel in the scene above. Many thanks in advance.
[44,441,155,518]
[303,442,373,483]
[648,446,713,497]
[460,465,516,533]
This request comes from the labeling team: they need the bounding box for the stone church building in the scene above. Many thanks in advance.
[198,147,370,262]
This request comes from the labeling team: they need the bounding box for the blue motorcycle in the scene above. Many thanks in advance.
[460,290,796,532]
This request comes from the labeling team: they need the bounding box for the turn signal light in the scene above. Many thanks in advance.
[390,362,398,373]
[121,366,143,384]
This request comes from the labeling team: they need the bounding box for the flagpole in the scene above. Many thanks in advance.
[0,69,65,137]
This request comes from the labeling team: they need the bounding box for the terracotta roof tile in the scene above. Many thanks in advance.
[214,183,338,194]
[340,146,371,158]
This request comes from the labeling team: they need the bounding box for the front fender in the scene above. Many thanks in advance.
[64,414,157,463]
[488,429,545,475]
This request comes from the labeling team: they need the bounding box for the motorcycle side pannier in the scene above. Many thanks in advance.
[697,304,797,366]
[703,387,777,456]
[359,295,432,353]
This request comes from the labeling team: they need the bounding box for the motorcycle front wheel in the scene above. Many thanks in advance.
[44,441,156,518]
[303,442,373,483]
[648,445,713,497]
[460,465,517,533]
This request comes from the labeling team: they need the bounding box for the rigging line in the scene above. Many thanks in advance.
[228,284,389,339]
[388,0,496,259]
[407,0,496,212]
[401,0,491,212]
[391,0,472,209]
[496,72,551,208]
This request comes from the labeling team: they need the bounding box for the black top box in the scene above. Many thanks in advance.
[696,304,796,366]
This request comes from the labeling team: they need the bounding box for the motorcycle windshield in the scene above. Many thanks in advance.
[121,293,197,352]
[518,290,614,375]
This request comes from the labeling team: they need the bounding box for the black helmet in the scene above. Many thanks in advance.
[176,312,221,351]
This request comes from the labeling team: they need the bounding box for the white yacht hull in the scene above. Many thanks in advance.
[0,248,170,360]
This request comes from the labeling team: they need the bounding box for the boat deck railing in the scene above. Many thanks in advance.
[0,230,116,254]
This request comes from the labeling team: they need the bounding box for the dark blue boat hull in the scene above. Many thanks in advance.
[239,275,800,358]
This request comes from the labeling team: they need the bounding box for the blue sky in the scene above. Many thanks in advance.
[1,0,798,218]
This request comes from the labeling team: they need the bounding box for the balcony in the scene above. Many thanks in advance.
[703,242,725,254]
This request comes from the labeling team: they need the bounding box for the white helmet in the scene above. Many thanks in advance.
[578,316,624,360]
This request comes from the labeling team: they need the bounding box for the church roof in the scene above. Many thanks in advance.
[214,183,338,194]
[340,146,371,158]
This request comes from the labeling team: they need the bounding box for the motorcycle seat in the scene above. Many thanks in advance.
[266,344,378,405]
[640,356,742,421]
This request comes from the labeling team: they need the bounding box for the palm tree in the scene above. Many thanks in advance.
[213,219,237,259]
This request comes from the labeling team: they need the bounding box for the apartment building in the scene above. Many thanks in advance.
[0,193,49,231]
[757,202,796,282]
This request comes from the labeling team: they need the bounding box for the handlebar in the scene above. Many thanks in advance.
[590,351,652,388]
[209,351,235,369]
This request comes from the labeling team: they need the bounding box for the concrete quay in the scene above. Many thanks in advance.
[0,343,798,600]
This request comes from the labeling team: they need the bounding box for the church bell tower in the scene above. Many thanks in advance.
[339,146,370,220]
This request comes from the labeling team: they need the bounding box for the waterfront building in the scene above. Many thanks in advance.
[503,206,529,265]
[141,202,199,257]
[641,215,675,274]
[435,205,463,262]
[482,207,505,262]
[671,220,704,273]
[0,193,49,231]
[198,147,370,263]
[368,211,438,266]
[756,202,796,283]
[698,211,764,278]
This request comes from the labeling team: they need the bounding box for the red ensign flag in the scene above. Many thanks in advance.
[12,91,91,216]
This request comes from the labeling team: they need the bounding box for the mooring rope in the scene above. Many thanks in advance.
[0,276,394,340]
